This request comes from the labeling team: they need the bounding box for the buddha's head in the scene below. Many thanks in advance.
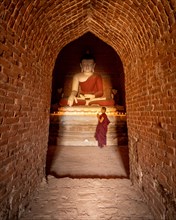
[80,50,96,73]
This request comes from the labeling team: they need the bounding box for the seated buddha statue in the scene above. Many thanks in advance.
[59,51,115,107]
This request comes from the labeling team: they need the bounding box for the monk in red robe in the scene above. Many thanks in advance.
[95,107,110,148]
[59,51,115,107]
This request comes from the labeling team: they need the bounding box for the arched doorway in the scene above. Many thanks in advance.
[51,32,125,108]
[46,32,129,178]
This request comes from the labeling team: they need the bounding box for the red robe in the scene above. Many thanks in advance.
[79,74,103,98]
[95,113,110,147]
[59,74,115,106]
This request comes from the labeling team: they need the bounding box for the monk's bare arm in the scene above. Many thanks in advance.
[99,117,104,123]
[97,114,104,123]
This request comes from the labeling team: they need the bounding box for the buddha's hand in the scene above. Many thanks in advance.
[84,94,95,100]
[68,95,78,107]
[79,94,85,100]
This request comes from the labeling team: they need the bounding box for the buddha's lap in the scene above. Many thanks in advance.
[59,98,115,106]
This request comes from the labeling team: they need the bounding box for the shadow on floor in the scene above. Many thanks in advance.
[46,145,130,179]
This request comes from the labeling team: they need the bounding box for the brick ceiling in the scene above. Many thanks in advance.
[1,0,175,64]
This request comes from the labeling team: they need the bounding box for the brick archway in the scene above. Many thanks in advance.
[1,1,175,219]
[51,32,125,106]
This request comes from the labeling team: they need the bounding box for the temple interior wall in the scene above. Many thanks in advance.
[0,0,176,219]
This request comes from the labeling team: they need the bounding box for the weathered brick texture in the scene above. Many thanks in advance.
[0,2,53,219]
[0,0,176,219]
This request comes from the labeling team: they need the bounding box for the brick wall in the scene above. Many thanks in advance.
[123,2,176,218]
[0,2,54,219]
[0,0,176,219]
[126,39,176,218]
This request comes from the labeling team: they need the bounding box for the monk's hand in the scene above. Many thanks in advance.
[84,94,95,100]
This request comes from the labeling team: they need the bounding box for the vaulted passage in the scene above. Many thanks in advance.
[0,1,176,219]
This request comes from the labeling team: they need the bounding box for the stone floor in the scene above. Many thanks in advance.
[20,145,154,220]
[46,145,130,178]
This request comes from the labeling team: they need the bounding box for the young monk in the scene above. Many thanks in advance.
[95,107,110,148]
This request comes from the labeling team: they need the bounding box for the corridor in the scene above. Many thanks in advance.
[20,146,154,220]
[1,0,175,219]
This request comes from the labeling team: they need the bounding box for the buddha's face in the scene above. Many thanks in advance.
[80,59,95,73]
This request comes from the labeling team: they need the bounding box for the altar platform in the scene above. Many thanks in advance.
[49,106,128,146]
